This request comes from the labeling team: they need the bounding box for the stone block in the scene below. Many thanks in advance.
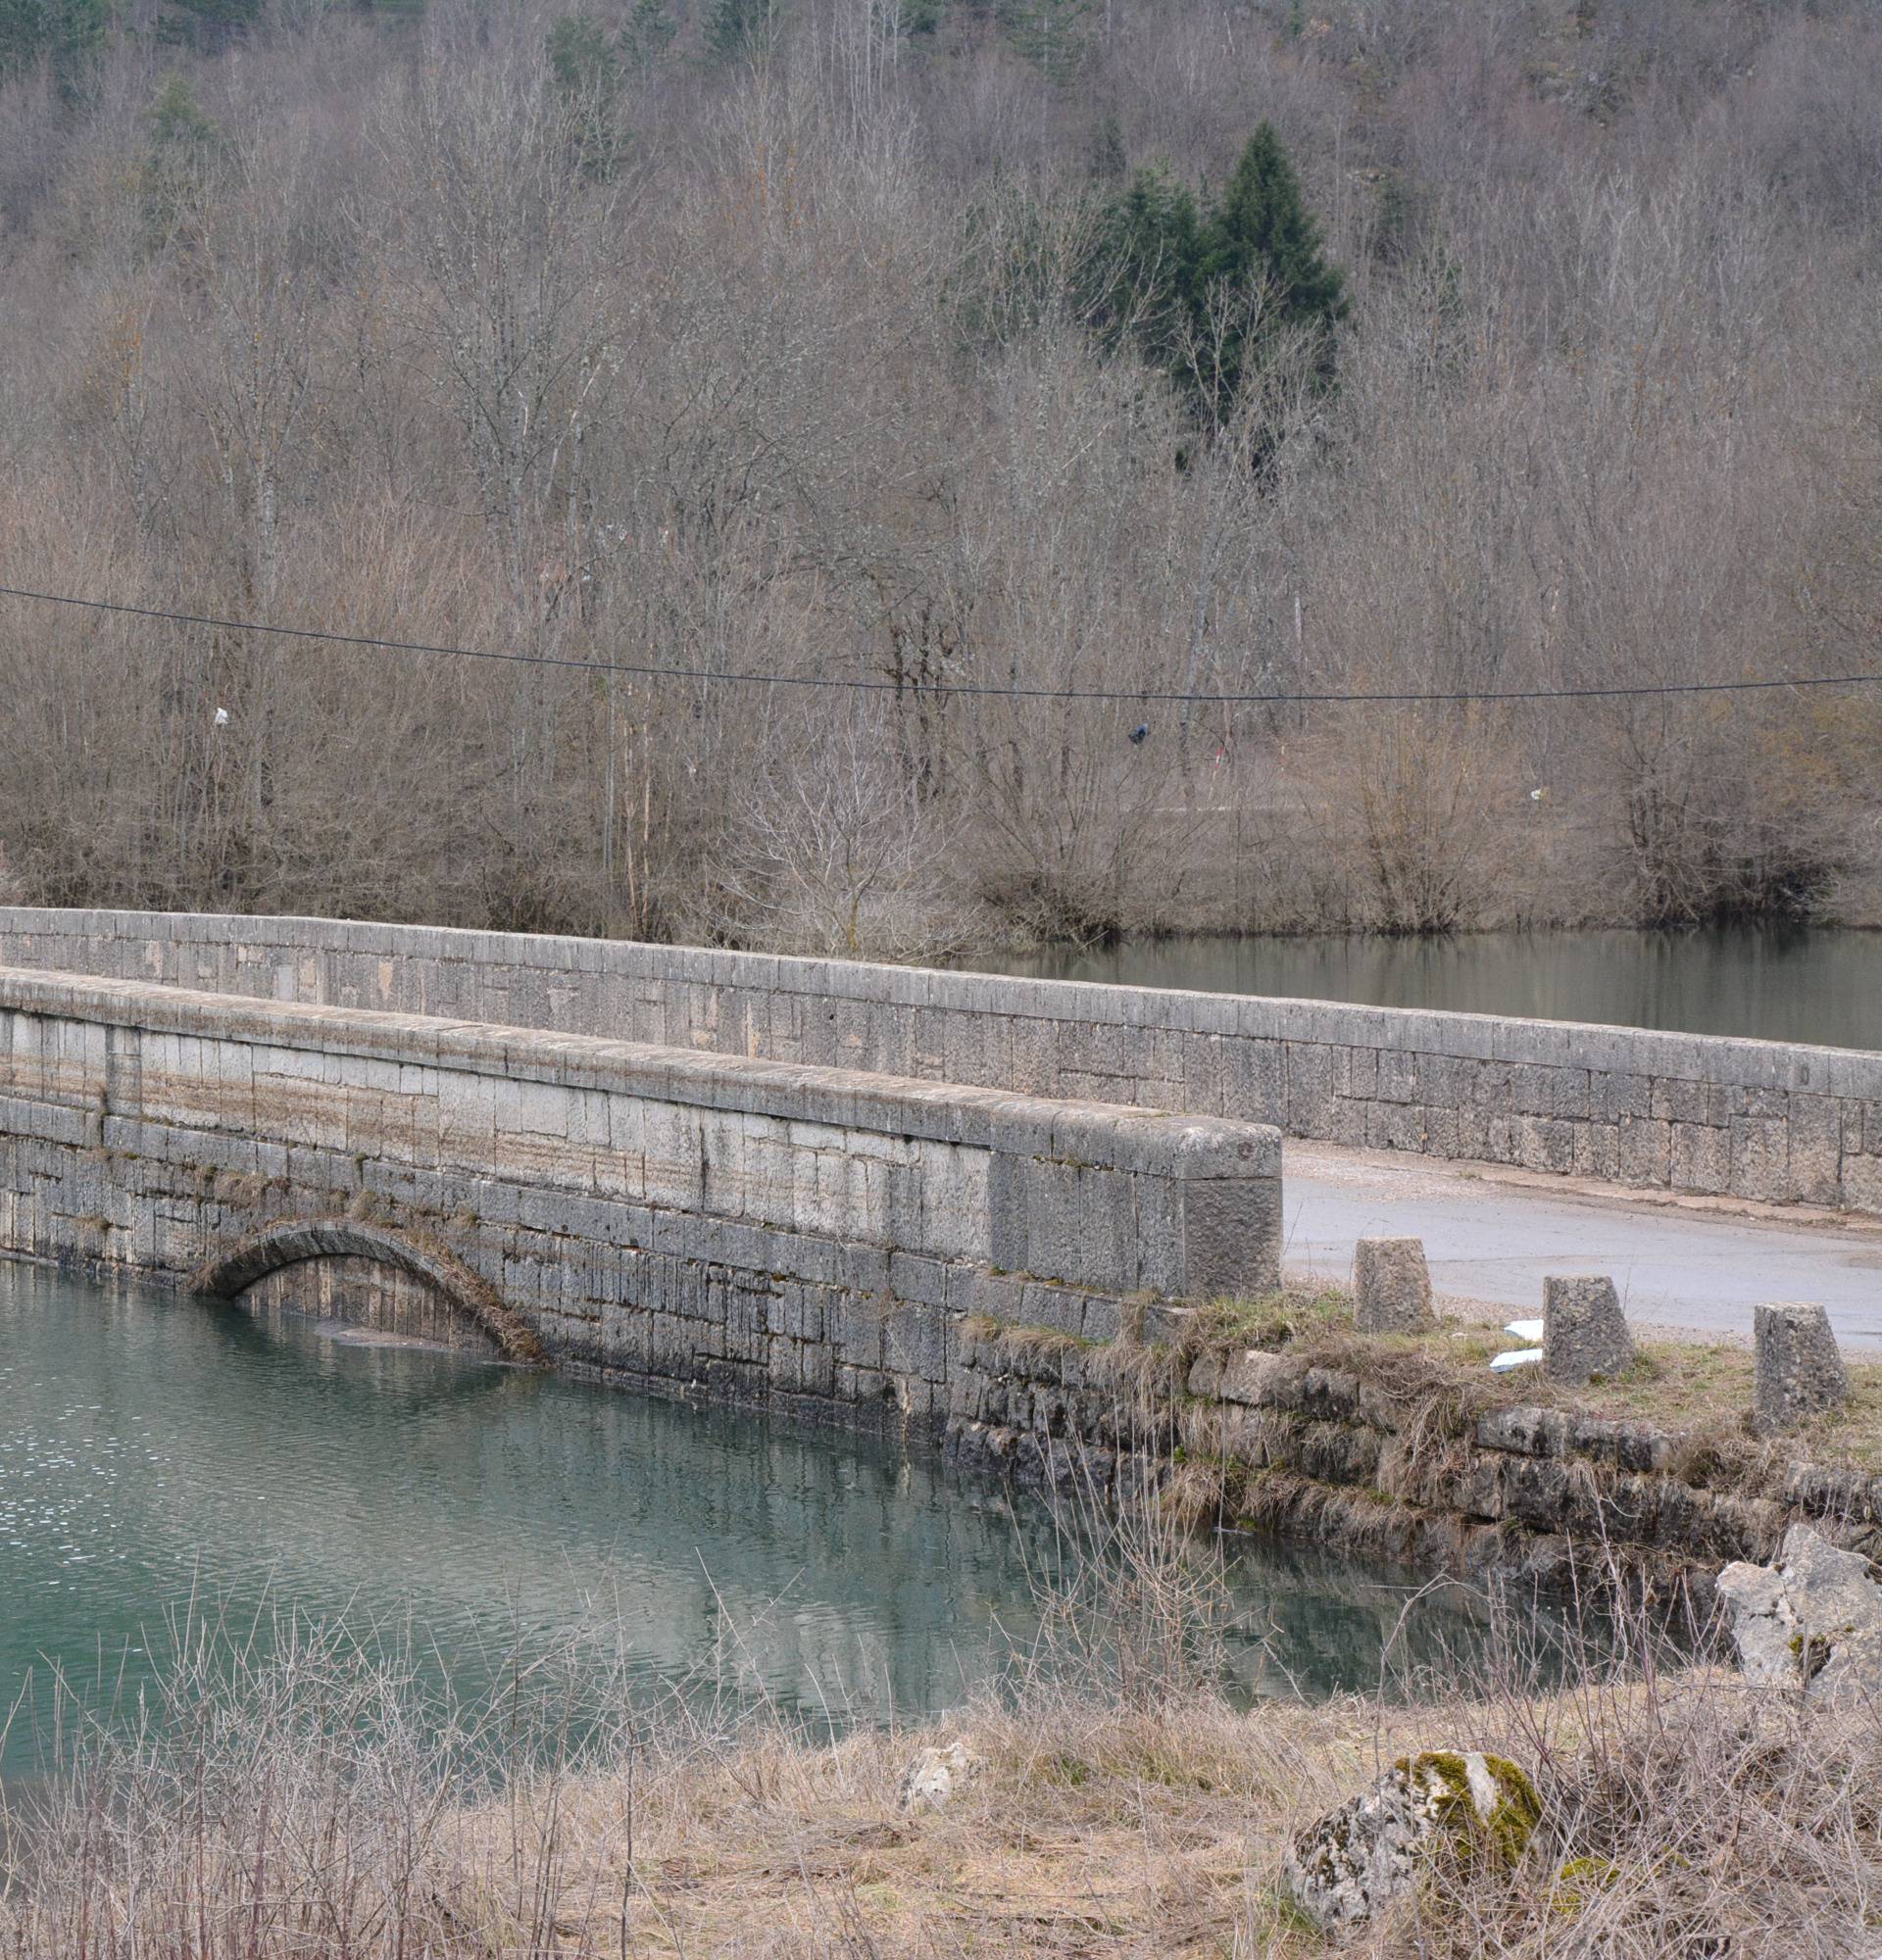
[1178,1174,1281,1298]
[1653,1076,1710,1125]
[1167,1031,1217,1114]
[1542,1276,1633,1385]
[1728,1117,1787,1202]
[1365,1102,1426,1153]
[1614,1115,1671,1188]
[1353,1238,1433,1334]
[1753,1302,1849,1436]
[1843,1152,1882,1214]
[1669,1121,1730,1194]
[1375,1051,1418,1104]
[1284,1043,1336,1138]
[1570,1123,1619,1183]
[1514,1116,1574,1175]
[1336,1046,1379,1100]
[1787,1098,1843,1206]
[1413,1053,1468,1108]
[1589,1070,1652,1122]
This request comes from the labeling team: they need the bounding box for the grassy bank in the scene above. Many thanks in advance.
[4,1293,1877,1956]
[1189,1287,1882,1480]
[3,1642,1875,1956]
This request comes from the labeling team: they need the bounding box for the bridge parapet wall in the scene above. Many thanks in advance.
[0,907,1875,1214]
[0,966,1279,1425]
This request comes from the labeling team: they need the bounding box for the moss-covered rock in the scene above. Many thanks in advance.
[1550,1854,1618,1914]
[1280,1747,1542,1933]
[1394,1749,1541,1870]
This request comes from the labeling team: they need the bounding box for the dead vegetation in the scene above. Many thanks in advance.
[1180,1284,1882,1485]
[2,0,1882,948]
[4,1546,1879,1956]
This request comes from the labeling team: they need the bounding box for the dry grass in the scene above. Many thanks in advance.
[0,1355,1872,1957]
[5,1620,1879,1957]
[1189,1286,1882,1480]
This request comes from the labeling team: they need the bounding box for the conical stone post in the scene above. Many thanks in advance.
[1542,1276,1633,1385]
[1354,1238,1434,1335]
[1753,1302,1849,1436]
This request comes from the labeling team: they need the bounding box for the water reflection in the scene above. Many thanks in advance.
[0,1264,1516,1776]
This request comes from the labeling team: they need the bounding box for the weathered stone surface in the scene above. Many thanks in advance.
[1354,1238,1434,1334]
[0,964,1288,1445]
[1716,1524,1882,1700]
[898,1740,979,1814]
[7,908,1881,1221]
[1281,1750,1541,1933]
[1753,1302,1849,1435]
[1542,1276,1633,1385]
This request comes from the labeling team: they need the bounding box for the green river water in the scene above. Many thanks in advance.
[0,1262,1507,1780]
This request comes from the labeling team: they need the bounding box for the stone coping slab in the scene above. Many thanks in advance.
[0,964,1280,1182]
[0,906,1874,1098]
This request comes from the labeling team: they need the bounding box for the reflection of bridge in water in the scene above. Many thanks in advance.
[0,1262,1506,1766]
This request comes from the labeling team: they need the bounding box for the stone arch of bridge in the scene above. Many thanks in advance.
[187,1219,547,1364]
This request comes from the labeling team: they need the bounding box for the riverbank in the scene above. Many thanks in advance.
[4,1651,1872,1954]
[955,1284,1882,1604]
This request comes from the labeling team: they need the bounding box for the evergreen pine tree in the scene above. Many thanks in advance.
[1003,0,1091,82]
[705,0,778,64]
[547,13,630,177]
[148,70,218,147]
[620,0,675,80]
[1088,121,1346,437]
[1191,121,1347,401]
[140,72,220,241]
[1086,111,1126,187]
[548,12,618,94]
[0,0,107,96]
[157,0,264,52]
[1088,161,1202,376]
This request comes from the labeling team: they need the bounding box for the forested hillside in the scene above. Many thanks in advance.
[0,0,1877,952]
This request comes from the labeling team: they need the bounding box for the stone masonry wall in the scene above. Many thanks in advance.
[0,909,1873,1214]
[0,966,1278,1431]
[952,1324,1882,1600]
[3,956,1867,1596]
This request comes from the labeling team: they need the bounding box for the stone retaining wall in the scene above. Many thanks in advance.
[955,1324,1882,1599]
[0,908,1874,1213]
[0,966,1278,1427]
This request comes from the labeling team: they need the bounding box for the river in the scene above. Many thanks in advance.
[968,924,1882,1051]
[0,1262,1511,1780]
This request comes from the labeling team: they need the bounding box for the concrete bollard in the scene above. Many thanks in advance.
[1542,1276,1634,1385]
[1753,1302,1849,1436]
[1354,1238,1434,1334]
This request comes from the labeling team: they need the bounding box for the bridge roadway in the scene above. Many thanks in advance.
[1285,1141,1882,1351]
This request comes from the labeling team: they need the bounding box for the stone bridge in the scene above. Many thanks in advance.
[0,963,1280,1431]
[1,906,1875,1214]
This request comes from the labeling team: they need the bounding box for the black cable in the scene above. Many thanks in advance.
[2,580,1875,707]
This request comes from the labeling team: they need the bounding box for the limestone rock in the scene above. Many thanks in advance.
[1354,1239,1434,1335]
[1716,1523,1882,1700]
[1753,1302,1848,1435]
[1280,1749,1541,1933]
[898,1740,979,1814]
[1542,1276,1633,1385]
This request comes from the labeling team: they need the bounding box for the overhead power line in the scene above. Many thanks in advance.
[1,581,1876,708]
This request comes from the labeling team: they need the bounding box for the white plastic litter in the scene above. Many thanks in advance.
[214,708,229,726]
[1490,1348,1544,1372]
[1503,1318,1545,1344]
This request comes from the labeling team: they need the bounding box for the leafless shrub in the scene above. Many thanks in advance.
[705,699,976,960]
[0,0,1878,949]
